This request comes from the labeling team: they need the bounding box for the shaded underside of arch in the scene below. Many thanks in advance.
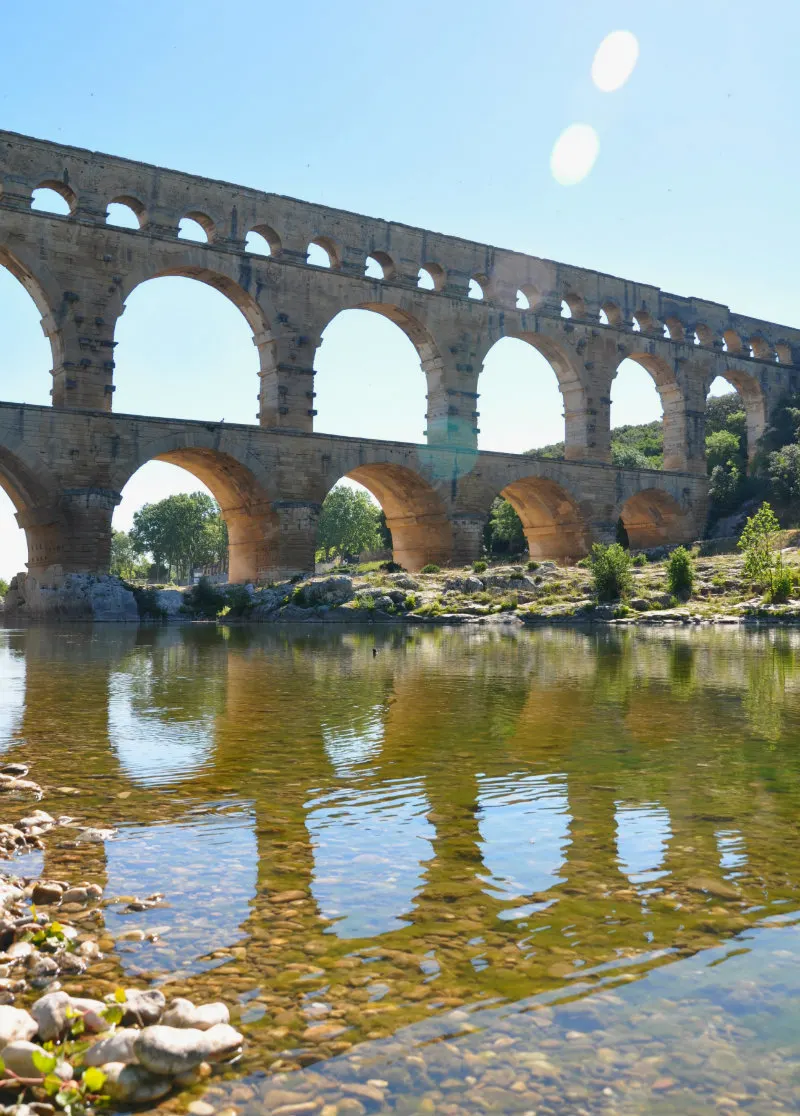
[619,488,688,550]
[151,447,278,583]
[501,476,590,560]
[0,244,62,368]
[345,463,452,571]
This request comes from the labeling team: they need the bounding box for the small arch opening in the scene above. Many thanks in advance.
[695,323,714,347]
[598,307,610,326]
[178,217,210,243]
[631,316,642,333]
[750,335,772,361]
[307,237,340,269]
[723,329,743,354]
[244,230,272,257]
[31,184,74,216]
[516,289,531,311]
[601,300,622,326]
[417,263,444,292]
[246,224,280,256]
[107,196,146,229]
[776,342,792,365]
[468,278,484,300]
[560,300,572,319]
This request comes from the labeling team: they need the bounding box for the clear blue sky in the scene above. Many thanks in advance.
[1,0,797,578]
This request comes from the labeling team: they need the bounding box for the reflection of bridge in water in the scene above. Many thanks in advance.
[2,624,800,1064]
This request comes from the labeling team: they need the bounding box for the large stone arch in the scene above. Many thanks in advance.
[0,241,65,390]
[618,351,687,471]
[111,432,278,583]
[0,439,64,575]
[715,365,767,462]
[494,329,589,462]
[326,462,452,571]
[499,475,591,560]
[114,254,279,420]
[617,488,691,550]
[309,298,445,443]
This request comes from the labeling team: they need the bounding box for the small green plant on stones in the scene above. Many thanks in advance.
[738,502,781,590]
[666,546,694,599]
[632,553,648,567]
[527,560,539,571]
[472,560,488,573]
[420,564,441,574]
[590,543,633,602]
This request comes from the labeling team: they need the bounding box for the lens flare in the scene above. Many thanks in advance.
[550,124,600,186]
[591,30,639,93]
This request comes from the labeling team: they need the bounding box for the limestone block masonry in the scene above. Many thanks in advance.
[2,129,795,579]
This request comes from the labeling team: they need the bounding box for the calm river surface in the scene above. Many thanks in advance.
[1,623,799,1114]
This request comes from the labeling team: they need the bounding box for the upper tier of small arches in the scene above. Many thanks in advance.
[12,157,797,368]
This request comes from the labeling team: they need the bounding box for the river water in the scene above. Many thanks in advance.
[0,623,799,1114]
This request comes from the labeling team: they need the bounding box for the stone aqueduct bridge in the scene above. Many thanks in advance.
[0,130,797,577]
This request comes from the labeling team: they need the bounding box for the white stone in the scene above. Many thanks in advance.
[0,1006,37,1046]
[160,998,229,1030]
[83,1028,140,1067]
[134,1023,243,1076]
[101,1062,172,1104]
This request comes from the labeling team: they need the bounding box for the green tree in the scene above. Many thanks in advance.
[110,529,150,580]
[738,502,780,589]
[666,546,694,598]
[705,429,742,473]
[768,444,800,502]
[611,444,652,470]
[485,497,526,556]
[130,492,228,582]
[316,485,383,561]
[590,543,633,602]
[0,579,8,599]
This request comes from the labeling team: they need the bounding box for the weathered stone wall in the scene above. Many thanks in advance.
[0,130,796,470]
[0,402,707,579]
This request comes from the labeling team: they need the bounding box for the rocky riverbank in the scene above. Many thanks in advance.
[6,545,800,627]
[0,765,244,1114]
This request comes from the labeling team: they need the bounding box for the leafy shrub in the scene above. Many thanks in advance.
[527,560,539,571]
[768,443,800,501]
[576,556,591,569]
[666,546,694,598]
[738,502,780,589]
[420,564,441,574]
[184,576,226,618]
[224,584,254,617]
[509,570,524,580]
[405,592,418,610]
[472,560,488,573]
[766,558,794,604]
[132,586,166,619]
[590,543,633,602]
[0,578,8,598]
[632,553,648,567]
[380,560,403,572]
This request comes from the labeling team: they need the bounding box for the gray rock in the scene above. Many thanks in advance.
[389,574,419,590]
[0,1006,37,1045]
[30,882,62,906]
[464,576,484,593]
[302,576,354,606]
[101,1062,172,1104]
[83,1028,140,1067]
[0,883,23,912]
[1,1041,51,1078]
[134,1023,243,1076]
[4,572,138,622]
[120,989,165,1026]
[373,595,394,611]
[153,589,184,617]
[31,992,71,1041]
[160,998,229,1031]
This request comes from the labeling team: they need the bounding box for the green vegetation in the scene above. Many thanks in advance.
[472,560,488,573]
[738,503,781,590]
[110,528,150,580]
[666,546,694,598]
[119,492,228,583]
[316,485,386,561]
[0,578,8,598]
[590,542,633,602]
[420,563,441,573]
[484,497,525,557]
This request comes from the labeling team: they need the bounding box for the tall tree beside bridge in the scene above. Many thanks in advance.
[129,492,228,582]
